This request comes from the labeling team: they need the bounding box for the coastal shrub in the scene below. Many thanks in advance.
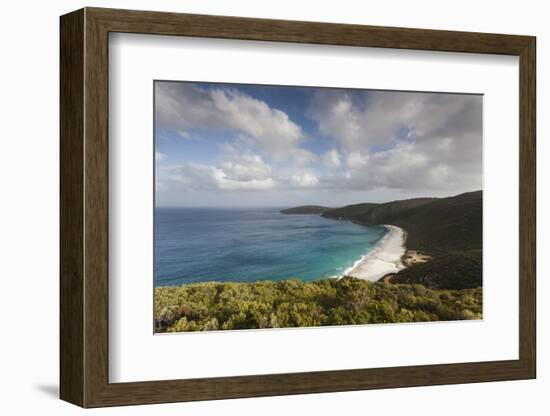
[390,250,483,289]
[155,277,482,332]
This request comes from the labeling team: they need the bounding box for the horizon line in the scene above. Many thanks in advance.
[155,189,482,209]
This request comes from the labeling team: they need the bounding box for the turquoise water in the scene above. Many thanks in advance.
[154,207,387,287]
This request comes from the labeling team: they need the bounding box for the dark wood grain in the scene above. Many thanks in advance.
[83,10,110,406]
[59,8,84,406]
[518,38,537,376]
[88,7,532,54]
[59,7,536,408]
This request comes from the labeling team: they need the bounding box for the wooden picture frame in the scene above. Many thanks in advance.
[60,7,536,408]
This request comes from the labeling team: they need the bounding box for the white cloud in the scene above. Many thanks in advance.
[159,154,277,192]
[308,90,482,194]
[346,151,368,169]
[166,162,276,192]
[290,172,319,188]
[323,141,467,192]
[292,148,318,167]
[156,83,304,159]
[155,151,166,162]
[310,92,364,151]
[160,153,325,193]
[309,89,481,153]
[322,148,341,168]
[219,176,276,191]
[221,154,272,181]
[156,83,482,205]
[177,130,192,140]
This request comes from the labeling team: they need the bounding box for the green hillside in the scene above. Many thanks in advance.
[318,191,482,289]
[280,205,332,214]
[322,191,481,254]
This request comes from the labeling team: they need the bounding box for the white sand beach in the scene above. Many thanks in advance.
[344,225,406,281]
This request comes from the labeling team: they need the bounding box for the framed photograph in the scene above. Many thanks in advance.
[60,7,536,407]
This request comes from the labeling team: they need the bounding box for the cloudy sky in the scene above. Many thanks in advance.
[155,81,482,207]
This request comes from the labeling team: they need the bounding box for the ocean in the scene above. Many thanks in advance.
[154,207,388,287]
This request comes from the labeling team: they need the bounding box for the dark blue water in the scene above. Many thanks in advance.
[154,207,387,287]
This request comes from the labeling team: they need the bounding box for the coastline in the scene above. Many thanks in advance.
[343,224,406,281]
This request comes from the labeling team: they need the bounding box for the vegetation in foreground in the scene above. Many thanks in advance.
[155,277,482,332]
